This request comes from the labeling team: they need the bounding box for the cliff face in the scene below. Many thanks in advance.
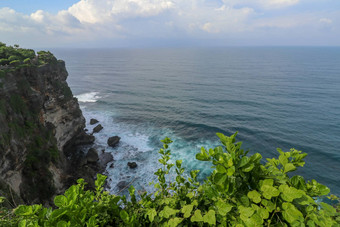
[0,56,93,205]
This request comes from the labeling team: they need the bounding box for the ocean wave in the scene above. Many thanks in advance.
[76,92,101,103]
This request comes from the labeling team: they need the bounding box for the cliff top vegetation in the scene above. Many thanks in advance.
[0,42,58,71]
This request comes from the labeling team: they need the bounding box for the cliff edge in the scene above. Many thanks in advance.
[0,43,94,205]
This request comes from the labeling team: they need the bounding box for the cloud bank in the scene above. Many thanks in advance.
[0,0,339,47]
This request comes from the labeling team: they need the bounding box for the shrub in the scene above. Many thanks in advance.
[1,132,339,226]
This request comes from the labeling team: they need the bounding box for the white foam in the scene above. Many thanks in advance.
[76,92,101,103]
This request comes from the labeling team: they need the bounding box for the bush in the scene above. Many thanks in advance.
[1,132,339,226]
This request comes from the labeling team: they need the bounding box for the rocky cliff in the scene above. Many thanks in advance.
[0,46,94,205]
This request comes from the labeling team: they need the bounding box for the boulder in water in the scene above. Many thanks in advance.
[127,162,137,169]
[92,124,103,133]
[90,118,99,125]
[107,136,120,148]
[117,181,128,190]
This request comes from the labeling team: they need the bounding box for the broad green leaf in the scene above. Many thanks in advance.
[239,206,254,218]
[279,185,304,202]
[281,202,303,224]
[239,156,250,168]
[176,160,182,168]
[227,166,235,176]
[50,209,68,219]
[18,220,27,227]
[203,210,216,225]
[15,205,32,216]
[216,200,232,216]
[248,190,261,203]
[191,210,203,222]
[159,206,178,218]
[168,218,183,227]
[260,180,280,199]
[181,205,193,218]
[57,221,68,227]
[317,184,330,196]
[54,195,68,208]
[261,199,275,212]
[279,155,288,166]
[146,208,157,222]
[283,163,296,173]
[216,165,227,173]
[120,210,130,224]
[242,163,255,172]
[319,202,336,216]
[257,208,269,219]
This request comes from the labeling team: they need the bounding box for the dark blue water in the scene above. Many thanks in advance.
[53,47,340,195]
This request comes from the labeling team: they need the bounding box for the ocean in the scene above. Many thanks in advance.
[52,47,340,196]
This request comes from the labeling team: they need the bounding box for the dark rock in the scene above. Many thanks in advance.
[86,148,99,163]
[109,163,114,168]
[92,124,103,133]
[127,162,137,169]
[107,136,120,148]
[99,152,114,166]
[90,119,99,125]
[117,181,128,190]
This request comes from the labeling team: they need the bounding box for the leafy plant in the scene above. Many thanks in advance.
[3,132,340,226]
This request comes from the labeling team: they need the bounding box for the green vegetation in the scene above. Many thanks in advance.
[0,42,57,71]
[1,132,339,226]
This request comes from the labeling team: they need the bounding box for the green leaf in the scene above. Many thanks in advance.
[242,163,255,172]
[260,179,280,199]
[257,208,269,219]
[227,166,236,176]
[159,206,179,219]
[319,202,336,216]
[239,156,250,167]
[279,185,304,202]
[279,154,288,166]
[216,165,227,173]
[248,190,261,203]
[176,160,182,168]
[191,210,203,222]
[120,210,130,224]
[146,208,157,222]
[50,209,68,219]
[239,206,254,218]
[168,218,183,227]
[57,221,69,227]
[181,205,193,218]
[54,195,68,208]
[203,210,216,225]
[261,199,275,212]
[283,163,296,173]
[215,200,232,216]
[317,184,330,196]
[15,205,32,216]
[281,202,303,223]
[18,220,27,227]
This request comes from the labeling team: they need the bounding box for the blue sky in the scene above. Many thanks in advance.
[0,0,339,48]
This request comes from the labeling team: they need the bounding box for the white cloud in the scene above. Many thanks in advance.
[257,0,299,9]
[319,18,332,24]
[68,0,174,24]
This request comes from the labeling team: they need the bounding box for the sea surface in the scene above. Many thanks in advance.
[52,47,340,196]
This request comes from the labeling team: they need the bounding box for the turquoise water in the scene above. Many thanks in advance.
[53,47,340,195]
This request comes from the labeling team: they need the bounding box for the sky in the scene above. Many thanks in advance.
[0,0,339,48]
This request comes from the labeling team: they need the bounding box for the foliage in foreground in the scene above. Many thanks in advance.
[1,132,340,226]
